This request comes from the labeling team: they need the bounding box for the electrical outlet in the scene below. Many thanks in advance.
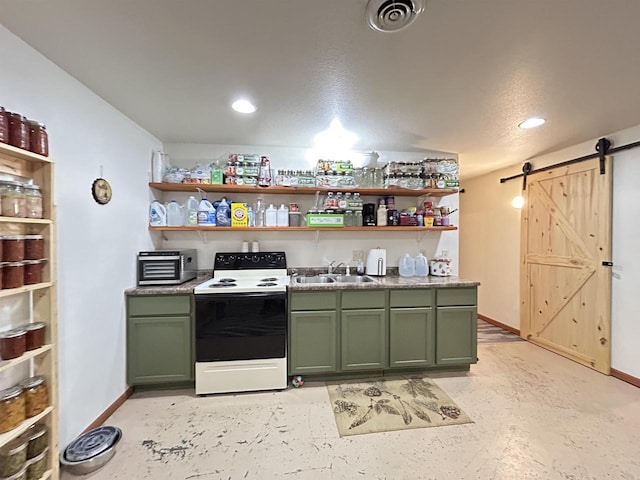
[352,250,365,262]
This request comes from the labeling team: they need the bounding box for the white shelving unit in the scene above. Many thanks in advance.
[0,143,58,479]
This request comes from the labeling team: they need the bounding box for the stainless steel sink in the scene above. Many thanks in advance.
[292,275,336,284]
[333,275,377,283]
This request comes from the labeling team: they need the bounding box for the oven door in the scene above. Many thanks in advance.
[195,292,286,362]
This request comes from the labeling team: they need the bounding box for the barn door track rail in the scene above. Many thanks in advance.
[499,137,640,184]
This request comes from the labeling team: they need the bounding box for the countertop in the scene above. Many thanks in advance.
[126,271,479,295]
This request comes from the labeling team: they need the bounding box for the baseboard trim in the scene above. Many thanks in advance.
[82,386,134,433]
[478,314,520,336]
[611,368,640,389]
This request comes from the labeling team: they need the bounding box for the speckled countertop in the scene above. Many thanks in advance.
[126,269,478,295]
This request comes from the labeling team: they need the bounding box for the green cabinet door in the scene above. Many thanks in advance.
[436,306,478,365]
[289,311,338,374]
[389,307,434,368]
[127,315,193,384]
[341,309,387,371]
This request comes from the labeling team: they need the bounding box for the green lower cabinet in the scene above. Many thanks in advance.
[127,315,193,384]
[341,309,387,371]
[127,294,193,386]
[436,306,478,365]
[389,307,434,368]
[289,311,338,374]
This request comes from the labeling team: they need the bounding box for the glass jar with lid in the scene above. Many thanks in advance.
[0,106,8,144]
[0,386,26,433]
[0,328,27,360]
[8,113,29,150]
[18,376,48,418]
[0,437,28,478]
[0,180,26,217]
[23,184,43,219]
[26,121,48,156]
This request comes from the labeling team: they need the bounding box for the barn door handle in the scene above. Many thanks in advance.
[602,261,613,266]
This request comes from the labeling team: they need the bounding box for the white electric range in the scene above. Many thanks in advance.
[193,252,289,395]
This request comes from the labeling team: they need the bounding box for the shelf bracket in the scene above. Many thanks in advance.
[416,231,427,243]
[314,230,320,245]
[197,230,208,244]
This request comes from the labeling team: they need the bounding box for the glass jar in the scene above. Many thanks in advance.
[3,235,25,262]
[23,260,44,285]
[23,235,44,260]
[26,121,48,157]
[0,106,8,144]
[3,262,25,289]
[354,210,363,227]
[0,328,27,360]
[25,447,47,480]
[2,465,27,480]
[0,438,27,478]
[8,113,29,150]
[0,181,27,218]
[344,210,354,227]
[20,424,48,460]
[23,185,43,219]
[18,376,48,418]
[23,323,46,351]
[0,386,26,433]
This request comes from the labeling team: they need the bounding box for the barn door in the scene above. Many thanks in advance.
[520,157,612,374]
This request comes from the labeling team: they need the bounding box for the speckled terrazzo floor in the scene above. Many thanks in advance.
[62,342,640,480]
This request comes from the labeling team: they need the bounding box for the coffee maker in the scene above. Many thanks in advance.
[363,203,377,226]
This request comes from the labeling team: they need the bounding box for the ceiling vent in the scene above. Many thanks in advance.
[366,0,424,33]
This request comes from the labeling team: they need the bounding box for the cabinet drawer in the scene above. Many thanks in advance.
[290,291,337,311]
[341,290,386,309]
[436,288,477,306]
[389,289,433,307]
[128,295,192,317]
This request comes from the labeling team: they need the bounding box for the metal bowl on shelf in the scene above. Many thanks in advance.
[60,426,122,476]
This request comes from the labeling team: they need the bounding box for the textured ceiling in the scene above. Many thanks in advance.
[2,0,640,178]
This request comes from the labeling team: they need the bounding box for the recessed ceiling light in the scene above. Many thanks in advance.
[519,117,546,129]
[232,99,256,114]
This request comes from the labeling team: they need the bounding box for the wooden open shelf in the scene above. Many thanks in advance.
[0,344,53,374]
[149,182,458,197]
[0,216,52,224]
[150,225,457,232]
[0,282,53,299]
[0,406,54,446]
[0,143,52,163]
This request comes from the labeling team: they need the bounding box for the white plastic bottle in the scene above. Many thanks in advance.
[198,198,215,225]
[377,201,388,226]
[186,196,199,226]
[277,204,289,227]
[399,253,416,277]
[265,204,278,227]
[216,198,231,227]
[414,253,429,276]
[149,200,167,226]
[167,200,182,226]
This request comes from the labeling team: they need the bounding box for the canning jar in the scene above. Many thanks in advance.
[25,447,47,480]
[23,235,43,260]
[18,376,48,418]
[0,106,8,144]
[20,424,48,460]
[0,181,27,218]
[23,185,43,219]
[23,260,44,285]
[8,113,29,150]
[3,236,25,262]
[26,121,48,157]
[23,323,46,351]
[0,386,26,433]
[0,438,27,478]
[3,262,25,289]
[0,328,27,360]
[1,464,27,480]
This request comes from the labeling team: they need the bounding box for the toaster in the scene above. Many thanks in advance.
[137,249,197,285]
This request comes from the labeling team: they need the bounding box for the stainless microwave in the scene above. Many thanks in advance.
[137,249,197,286]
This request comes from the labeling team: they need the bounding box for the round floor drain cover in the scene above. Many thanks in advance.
[64,426,120,462]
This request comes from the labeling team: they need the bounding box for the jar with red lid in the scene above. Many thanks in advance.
[8,113,29,150]
[0,328,27,360]
[3,262,24,289]
[24,235,44,260]
[0,106,8,144]
[22,323,46,351]
[3,235,25,262]
[26,121,48,157]
[23,260,44,285]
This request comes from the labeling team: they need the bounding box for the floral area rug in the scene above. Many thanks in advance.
[326,376,473,436]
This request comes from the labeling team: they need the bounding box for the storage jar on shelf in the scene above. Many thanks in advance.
[26,121,48,157]
[0,437,28,478]
[3,236,25,262]
[0,181,26,218]
[3,262,25,289]
[22,323,46,351]
[18,376,48,418]
[19,424,48,460]
[0,386,26,434]
[0,328,27,360]
[23,185,43,219]
[7,113,29,150]
[23,236,44,260]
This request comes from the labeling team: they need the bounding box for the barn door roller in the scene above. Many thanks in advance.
[595,137,611,175]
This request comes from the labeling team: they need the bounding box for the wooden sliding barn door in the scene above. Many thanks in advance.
[520,157,612,374]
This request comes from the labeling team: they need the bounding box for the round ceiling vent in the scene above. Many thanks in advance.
[366,0,425,33]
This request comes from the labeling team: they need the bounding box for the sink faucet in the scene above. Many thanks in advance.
[327,261,345,275]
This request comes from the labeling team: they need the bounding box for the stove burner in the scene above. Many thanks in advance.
[218,278,236,283]
[257,282,277,287]
[261,277,277,282]
[210,283,237,288]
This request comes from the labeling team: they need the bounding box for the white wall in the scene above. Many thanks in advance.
[460,124,640,378]
[1,26,161,446]
[162,143,459,272]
